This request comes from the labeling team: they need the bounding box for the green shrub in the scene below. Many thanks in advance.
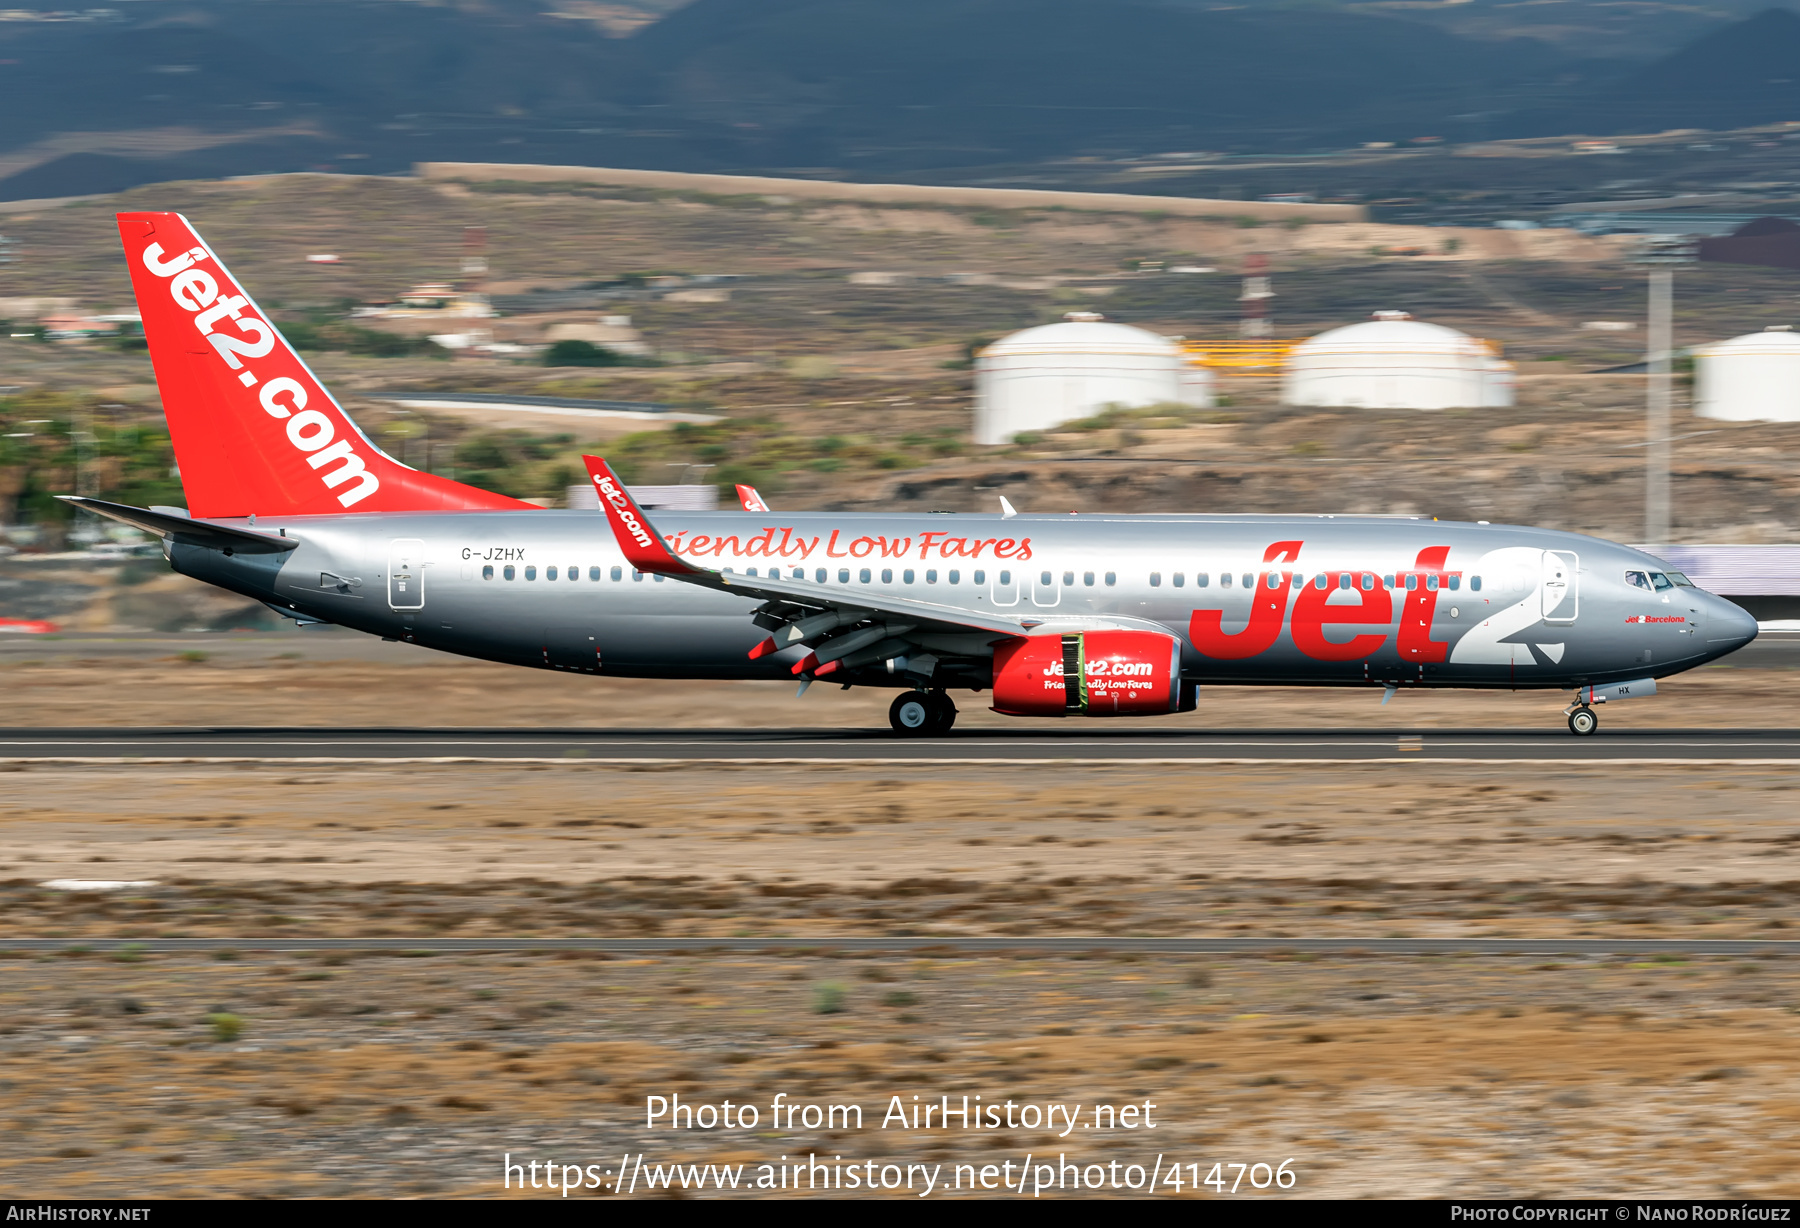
[207,1012,243,1043]
[543,339,632,368]
[813,983,847,1015]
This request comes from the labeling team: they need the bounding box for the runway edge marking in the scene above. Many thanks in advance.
[2,756,1800,767]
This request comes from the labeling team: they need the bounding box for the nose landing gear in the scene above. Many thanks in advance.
[1566,705,1598,736]
[889,690,957,735]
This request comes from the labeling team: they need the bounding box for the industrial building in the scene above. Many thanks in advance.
[1281,311,1514,410]
[973,313,1212,446]
[1693,326,1800,422]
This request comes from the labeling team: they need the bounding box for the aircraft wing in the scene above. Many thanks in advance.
[580,457,1033,675]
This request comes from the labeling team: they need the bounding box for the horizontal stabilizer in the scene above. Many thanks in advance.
[59,496,298,553]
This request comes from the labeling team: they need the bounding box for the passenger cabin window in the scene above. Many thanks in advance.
[632,570,643,582]
[860,568,872,584]
[1625,570,1651,590]
[1360,573,1374,591]
[816,568,827,582]
[1470,575,1482,592]
[1080,571,1091,586]
[903,569,915,584]
[1242,573,1253,589]
[482,565,494,580]
[1383,574,1395,589]
[974,569,986,584]
[1314,573,1328,590]
[1649,571,1674,591]
[925,569,937,583]
[546,566,558,581]
[610,566,622,581]
[838,568,850,583]
[1426,575,1439,591]
[503,565,515,581]
[1404,575,1417,591]
[1149,572,1161,587]
[881,569,893,584]
[1195,573,1208,588]
[1105,572,1117,586]
[1041,571,1052,587]
[1220,573,1232,589]
[949,570,960,584]
[1173,573,1184,588]
[588,566,600,581]
[1448,575,1460,591]
[999,570,1011,585]
[525,566,537,581]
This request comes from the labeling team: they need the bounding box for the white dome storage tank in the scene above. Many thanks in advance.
[1282,311,1514,410]
[1694,326,1800,421]
[973,313,1212,446]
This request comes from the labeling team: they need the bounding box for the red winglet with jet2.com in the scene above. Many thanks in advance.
[582,455,706,577]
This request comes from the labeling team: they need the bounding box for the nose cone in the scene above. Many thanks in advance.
[1705,595,1758,657]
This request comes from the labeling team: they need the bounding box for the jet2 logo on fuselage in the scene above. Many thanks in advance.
[1188,541,1459,664]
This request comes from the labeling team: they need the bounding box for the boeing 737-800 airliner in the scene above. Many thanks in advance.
[65,212,1758,736]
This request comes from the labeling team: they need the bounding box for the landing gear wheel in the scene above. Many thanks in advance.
[1568,706,1598,736]
[889,692,934,735]
[926,690,958,734]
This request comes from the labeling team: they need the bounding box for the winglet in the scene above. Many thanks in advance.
[999,495,1018,519]
[736,484,770,512]
[581,455,703,576]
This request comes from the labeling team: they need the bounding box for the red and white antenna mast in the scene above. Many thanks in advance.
[1239,253,1274,339]
[461,226,488,293]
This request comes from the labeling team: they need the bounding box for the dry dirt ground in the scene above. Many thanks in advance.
[2,950,1796,1199]
[2,647,1799,1198]
[4,758,1800,940]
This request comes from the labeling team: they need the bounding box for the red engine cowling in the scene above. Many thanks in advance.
[992,630,1182,717]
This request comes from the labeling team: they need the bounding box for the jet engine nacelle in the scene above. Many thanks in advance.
[992,629,1184,717]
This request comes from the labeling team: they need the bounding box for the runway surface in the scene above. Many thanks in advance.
[4,937,1796,956]
[6,726,1800,761]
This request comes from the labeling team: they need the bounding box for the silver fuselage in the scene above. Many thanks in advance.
[174,510,1758,691]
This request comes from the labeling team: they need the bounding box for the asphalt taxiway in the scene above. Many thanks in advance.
[5,726,1800,762]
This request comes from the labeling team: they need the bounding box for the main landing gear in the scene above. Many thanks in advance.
[1567,705,1599,737]
[889,690,957,736]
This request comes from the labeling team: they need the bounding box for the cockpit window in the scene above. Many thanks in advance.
[1649,571,1674,591]
[1666,571,1695,587]
[1625,570,1651,590]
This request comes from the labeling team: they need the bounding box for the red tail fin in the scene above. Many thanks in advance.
[117,211,534,517]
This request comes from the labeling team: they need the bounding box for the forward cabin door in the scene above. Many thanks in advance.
[388,539,425,610]
[1542,551,1578,622]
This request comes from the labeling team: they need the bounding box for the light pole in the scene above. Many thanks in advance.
[1646,267,1672,545]
[1634,236,1694,545]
